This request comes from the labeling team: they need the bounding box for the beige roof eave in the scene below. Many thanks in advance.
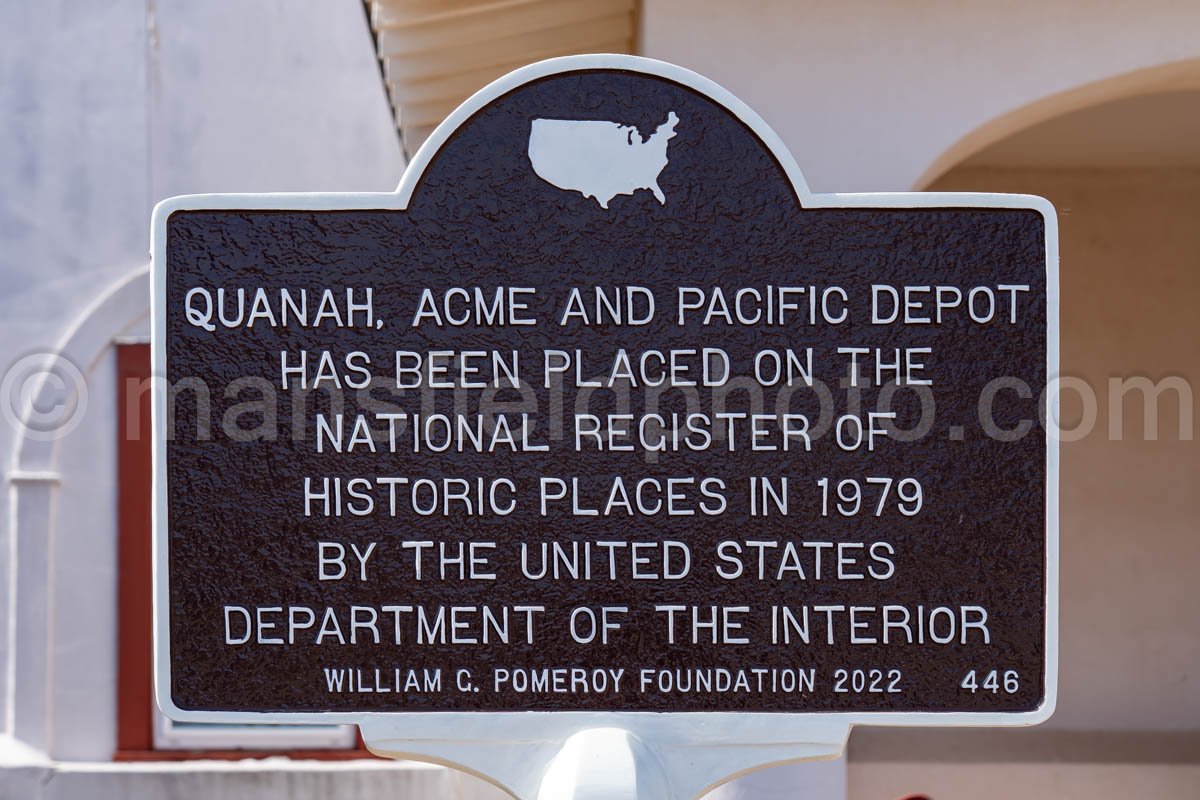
[364,0,637,154]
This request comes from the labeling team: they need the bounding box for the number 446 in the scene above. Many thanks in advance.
[961,669,1019,694]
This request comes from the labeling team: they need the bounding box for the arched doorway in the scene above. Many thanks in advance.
[915,58,1200,190]
[930,87,1200,729]
[853,84,1200,800]
[5,265,149,758]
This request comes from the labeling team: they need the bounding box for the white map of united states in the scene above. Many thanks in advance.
[527,112,679,208]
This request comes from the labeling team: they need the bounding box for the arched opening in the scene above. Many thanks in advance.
[846,71,1200,800]
[883,80,1199,759]
[916,58,1200,190]
[6,265,149,757]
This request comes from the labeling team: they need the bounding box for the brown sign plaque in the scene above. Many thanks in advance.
[153,59,1057,724]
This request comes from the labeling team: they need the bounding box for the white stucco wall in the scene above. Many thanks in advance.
[1,0,402,765]
[0,759,511,800]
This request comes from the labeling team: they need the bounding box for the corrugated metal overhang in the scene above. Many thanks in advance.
[364,0,637,152]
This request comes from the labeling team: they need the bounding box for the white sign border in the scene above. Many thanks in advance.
[150,52,1059,786]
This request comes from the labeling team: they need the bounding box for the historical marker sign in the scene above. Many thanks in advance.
[153,56,1057,749]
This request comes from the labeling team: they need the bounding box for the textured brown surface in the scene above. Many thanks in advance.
[163,69,1047,713]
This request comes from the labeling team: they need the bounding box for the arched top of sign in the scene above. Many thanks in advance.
[398,54,814,206]
[153,53,1055,225]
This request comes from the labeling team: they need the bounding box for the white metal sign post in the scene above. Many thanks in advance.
[151,55,1058,799]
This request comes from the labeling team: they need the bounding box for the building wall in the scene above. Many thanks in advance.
[1,0,402,768]
[843,165,1200,797]
[0,760,511,800]
[641,0,1200,192]
[929,166,1200,732]
[637,3,1200,794]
